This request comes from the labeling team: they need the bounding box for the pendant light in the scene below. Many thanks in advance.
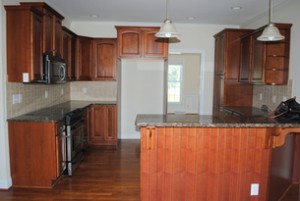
[257,0,284,41]
[155,0,180,39]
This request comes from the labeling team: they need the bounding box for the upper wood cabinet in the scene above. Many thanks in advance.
[20,2,64,57]
[76,36,93,80]
[116,26,168,59]
[240,23,292,85]
[92,38,117,81]
[5,6,44,82]
[213,29,254,115]
[62,27,77,81]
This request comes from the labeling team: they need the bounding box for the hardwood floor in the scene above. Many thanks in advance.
[281,184,300,201]
[0,139,299,201]
[0,139,140,201]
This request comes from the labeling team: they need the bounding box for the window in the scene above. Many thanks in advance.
[168,64,182,103]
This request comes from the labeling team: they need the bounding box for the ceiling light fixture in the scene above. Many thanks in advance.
[257,0,284,41]
[155,0,180,39]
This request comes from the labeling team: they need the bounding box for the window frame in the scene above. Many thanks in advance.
[167,62,183,104]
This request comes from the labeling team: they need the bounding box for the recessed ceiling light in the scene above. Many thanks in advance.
[187,16,196,21]
[90,14,99,18]
[231,6,243,10]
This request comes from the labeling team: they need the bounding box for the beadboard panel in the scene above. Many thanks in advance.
[140,127,273,201]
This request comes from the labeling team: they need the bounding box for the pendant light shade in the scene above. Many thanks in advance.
[155,0,180,39]
[257,23,284,41]
[257,0,284,41]
[155,19,180,38]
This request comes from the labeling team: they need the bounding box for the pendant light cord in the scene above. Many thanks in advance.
[166,0,169,20]
[269,0,272,24]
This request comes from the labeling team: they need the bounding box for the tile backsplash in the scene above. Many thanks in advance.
[70,81,117,101]
[7,82,70,118]
[252,80,293,111]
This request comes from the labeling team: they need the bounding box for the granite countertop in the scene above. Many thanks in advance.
[8,100,117,123]
[135,112,300,128]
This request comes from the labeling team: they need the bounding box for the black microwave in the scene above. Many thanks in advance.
[42,54,67,84]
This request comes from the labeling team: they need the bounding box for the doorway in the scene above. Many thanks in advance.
[167,53,202,114]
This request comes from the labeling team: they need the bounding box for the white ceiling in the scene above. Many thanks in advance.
[47,0,289,26]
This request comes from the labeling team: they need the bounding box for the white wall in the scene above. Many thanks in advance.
[241,0,300,99]
[120,60,165,139]
[0,0,11,189]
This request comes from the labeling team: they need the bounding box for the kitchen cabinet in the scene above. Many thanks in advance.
[213,29,253,115]
[116,26,168,59]
[62,27,77,80]
[88,105,118,148]
[139,126,273,201]
[240,23,292,85]
[21,2,64,57]
[8,120,66,188]
[76,36,93,80]
[5,6,43,82]
[92,38,117,80]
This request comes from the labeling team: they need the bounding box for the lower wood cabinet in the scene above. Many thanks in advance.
[8,120,66,188]
[140,127,274,201]
[88,104,118,148]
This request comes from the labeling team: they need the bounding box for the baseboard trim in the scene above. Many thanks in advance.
[0,178,12,189]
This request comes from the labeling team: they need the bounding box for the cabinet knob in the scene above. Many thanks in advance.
[272,68,276,71]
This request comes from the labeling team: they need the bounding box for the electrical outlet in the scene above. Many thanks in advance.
[250,183,259,196]
[45,90,48,98]
[61,88,64,95]
[82,88,87,94]
[272,95,277,103]
[12,94,22,104]
[259,93,263,100]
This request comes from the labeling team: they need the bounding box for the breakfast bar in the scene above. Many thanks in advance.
[136,113,300,201]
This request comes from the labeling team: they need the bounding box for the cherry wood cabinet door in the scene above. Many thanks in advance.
[62,27,77,80]
[93,39,117,80]
[251,31,265,84]
[76,36,93,80]
[240,35,253,83]
[88,105,117,147]
[140,127,273,201]
[8,121,60,188]
[143,29,168,59]
[5,6,43,82]
[117,27,142,58]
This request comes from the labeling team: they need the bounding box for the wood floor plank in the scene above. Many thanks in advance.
[0,140,140,201]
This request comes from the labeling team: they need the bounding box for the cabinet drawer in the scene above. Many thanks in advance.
[266,43,286,56]
[265,70,288,85]
[266,57,285,70]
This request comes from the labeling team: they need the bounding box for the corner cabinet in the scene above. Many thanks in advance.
[88,105,118,148]
[213,29,254,115]
[240,23,292,85]
[116,26,168,59]
[5,6,43,82]
[92,38,117,80]
[62,27,77,81]
[8,120,66,188]
[76,36,93,80]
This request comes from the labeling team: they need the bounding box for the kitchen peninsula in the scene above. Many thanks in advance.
[136,112,300,201]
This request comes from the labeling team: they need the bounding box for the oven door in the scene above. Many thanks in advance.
[66,119,85,175]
